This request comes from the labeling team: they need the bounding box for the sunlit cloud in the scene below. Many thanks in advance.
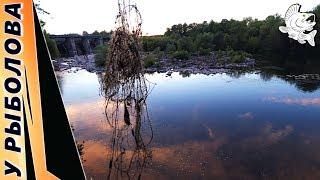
[65,99,106,123]
[82,139,228,179]
[243,123,294,148]
[81,122,296,179]
[65,99,129,140]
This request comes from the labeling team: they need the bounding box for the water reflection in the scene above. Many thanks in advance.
[58,66,320,179]
[258,56,320,92]
[264,96,320,106]
[101,71,154,179]
[106,100,153,180]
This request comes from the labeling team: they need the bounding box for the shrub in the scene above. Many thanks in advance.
[142,36,172,52]
[171,50,190,60]
[93,45,108,67]
[165,43,176,53]
[231,54,245,63]
[225,49,247,63]
[177,37,196,52]
[152,47,165,58]
[198,48,211,56]
[144,54,157,68]
[216,50,224,59]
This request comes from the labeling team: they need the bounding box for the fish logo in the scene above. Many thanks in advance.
[279,4,317,46]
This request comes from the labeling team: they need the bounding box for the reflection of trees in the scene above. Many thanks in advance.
[259,71,274,82]
[278,74,320,93]
[258,56,320,92]
[226,69,252,79]
[216,67,319,93]
[179,71,191,77]
[278,76,320,93]
[293,81,320,93]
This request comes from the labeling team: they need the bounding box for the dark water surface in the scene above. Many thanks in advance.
[57,68,320,180]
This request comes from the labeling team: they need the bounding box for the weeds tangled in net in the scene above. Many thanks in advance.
[101,0,154,179]
[103,0,143,93]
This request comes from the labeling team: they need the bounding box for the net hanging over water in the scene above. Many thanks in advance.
[101,0,154,179]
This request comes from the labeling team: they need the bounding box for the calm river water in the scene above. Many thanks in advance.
[57,67,320,180]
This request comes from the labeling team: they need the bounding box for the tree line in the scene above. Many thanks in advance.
[142,4,320,60]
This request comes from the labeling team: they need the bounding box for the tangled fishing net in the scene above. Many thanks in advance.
[103,0,143,93]
[101,0,154,179]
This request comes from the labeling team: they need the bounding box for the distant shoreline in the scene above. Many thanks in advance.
[53,51,255,75]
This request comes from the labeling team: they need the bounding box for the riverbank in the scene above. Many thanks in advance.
[144,51,255,75]
[52,54,103,73]
[53,51,255,75]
